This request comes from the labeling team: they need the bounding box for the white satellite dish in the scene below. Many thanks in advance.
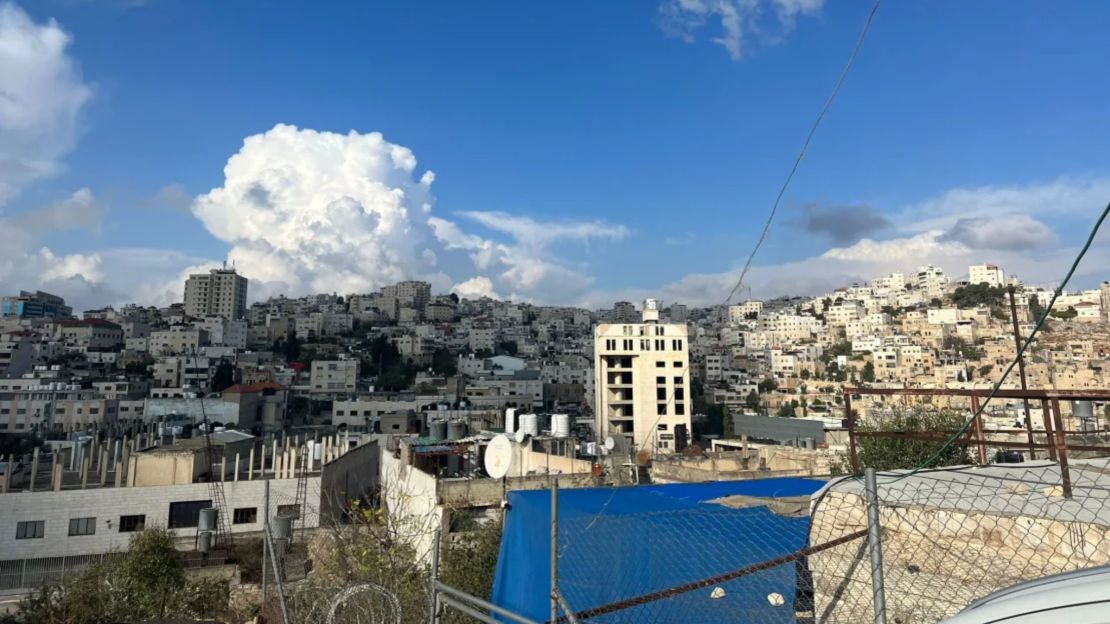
[604,436,616,451]
[514,429,527,444]
[484,435,513,479]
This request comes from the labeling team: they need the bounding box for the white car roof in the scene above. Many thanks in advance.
[944,565,1110,623]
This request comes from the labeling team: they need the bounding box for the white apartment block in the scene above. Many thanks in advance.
[915,265,949,299]
[149,327,210,356]
[728,301,763,323]
[195,317,247,349]
[381,281,431,310]
[593,299,691,455]
[183,268,248,320]
[468,326,497,353]
[968,264,1005,287]
[871,272,906,293]
[310,359,359,394]
[826,302,864,327]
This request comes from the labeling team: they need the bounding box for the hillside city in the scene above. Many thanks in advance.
[2,262,1108,446]
[5,260,1110,623]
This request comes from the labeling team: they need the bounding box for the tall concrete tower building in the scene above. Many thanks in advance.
[184,267,248,320]
[593,299,691,455]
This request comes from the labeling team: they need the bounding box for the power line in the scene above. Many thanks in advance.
[573,0,886,556]
[724,0,883,305]
[891,199,1110,478]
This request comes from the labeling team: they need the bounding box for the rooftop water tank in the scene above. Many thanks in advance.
[520,413,539,437]
[198,508,218,532]
[505,407,517,434]
[1072,400,1095,419]
[447,420,467,441]
[429,420,447,442]
[552,414,571,438]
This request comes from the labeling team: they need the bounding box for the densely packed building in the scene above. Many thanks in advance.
[0,264,1109,447]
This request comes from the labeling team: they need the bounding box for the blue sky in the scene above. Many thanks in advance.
[3,0,1110,309]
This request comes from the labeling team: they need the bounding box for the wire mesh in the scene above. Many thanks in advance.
[810,460,1110,623]
[556,501,820,623]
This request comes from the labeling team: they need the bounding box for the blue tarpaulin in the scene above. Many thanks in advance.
[490,477,825,623]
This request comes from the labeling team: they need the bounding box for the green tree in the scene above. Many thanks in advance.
[440,520,503,618]
[1050,306,1078,320]
[744,390,760,410]
[496,340,519,356]
[800,368,811,380]
[431,348,458,376]
[210,360,236,392]
[951,283,1007,308]
[776,404,796,418]
[857,408,972,471]
[861,361,876,383]
[758,378,778,393]
[10,528,229,623]
[283,331,301,362]
[1029,294,1047,322]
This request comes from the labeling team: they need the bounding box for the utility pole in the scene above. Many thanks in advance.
[1007,286,1036,460]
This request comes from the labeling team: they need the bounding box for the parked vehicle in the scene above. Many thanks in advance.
[944,565,1110,623]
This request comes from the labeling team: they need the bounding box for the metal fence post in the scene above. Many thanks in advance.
[430,528,441,624]
[864,468,887,624]
[550,479,559,624]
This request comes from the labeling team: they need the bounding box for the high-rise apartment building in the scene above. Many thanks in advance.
[381,281,432,309]
[183,268,248,320]
[594,299,691,455]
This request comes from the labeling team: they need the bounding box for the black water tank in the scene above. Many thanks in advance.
[995,450,1025,464]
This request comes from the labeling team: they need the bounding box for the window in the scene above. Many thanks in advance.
[657,388,667,400]
[673,361,682,368]
[69,517,96,536]
[656,403,667,415]
[655,361,665,368]
[168,500,212,529]
[675,388,685,401]
[233,507,258,524]
[672,339,683,351]
[277,504,301,519]
[676,403,686,416]
[658,423,668,430]
[674,376,684,386]
[622,339,633,350]
[335,410,344,416]
[655,339,665,351]
[16,520,45,539]
[656,376,665,385]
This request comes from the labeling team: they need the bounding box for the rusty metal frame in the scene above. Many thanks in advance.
[843,387,1110,499]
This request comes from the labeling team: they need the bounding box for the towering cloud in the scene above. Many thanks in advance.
[190,124,442,299]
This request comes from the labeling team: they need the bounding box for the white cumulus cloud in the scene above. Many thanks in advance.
[191,123,442,299]
[451,276,500,300]
[0,1,93,205]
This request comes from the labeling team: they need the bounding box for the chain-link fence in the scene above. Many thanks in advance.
[810,460,1110,623]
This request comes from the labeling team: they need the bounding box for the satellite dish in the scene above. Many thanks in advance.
[484,435,513,480]
[514,429,527,444]
[604,436,616,451]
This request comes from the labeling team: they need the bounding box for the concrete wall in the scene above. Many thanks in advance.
[650,448,829,484]
[319,440,380,524]
[381,451,444,564]
[127,450,203,486]
[809,489,1110,623]
[0,477,316,560]
[437,473,594,508]
[507,443,593,477]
